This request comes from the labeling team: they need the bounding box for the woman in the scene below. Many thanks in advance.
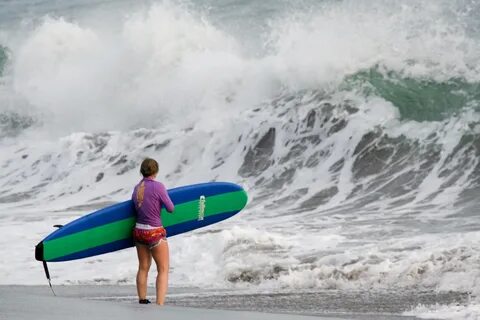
[132,158,174,305]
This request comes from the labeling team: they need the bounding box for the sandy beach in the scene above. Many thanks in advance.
[0,285,339,320]
[0,285,435,320]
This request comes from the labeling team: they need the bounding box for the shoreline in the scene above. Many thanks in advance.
[0,285,437,320]
[0,285,339,320]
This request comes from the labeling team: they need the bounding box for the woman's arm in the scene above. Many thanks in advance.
[158,183,175,213]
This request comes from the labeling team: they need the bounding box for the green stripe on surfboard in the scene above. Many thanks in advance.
[43,190,247,261]
[43,217,135,261]
[161,190,247,226]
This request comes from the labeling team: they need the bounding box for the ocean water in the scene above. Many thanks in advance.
[0,0,480,318]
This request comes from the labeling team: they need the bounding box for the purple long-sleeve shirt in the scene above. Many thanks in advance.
[132,177,174,227]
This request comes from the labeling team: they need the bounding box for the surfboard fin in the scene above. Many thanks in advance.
[53,224,63,228]
[42,261,56,296]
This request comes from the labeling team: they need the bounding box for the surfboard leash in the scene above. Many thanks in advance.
[43,261,56,296]
[36,240,56,296]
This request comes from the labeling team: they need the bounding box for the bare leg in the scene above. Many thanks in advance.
[151,240,169,305]
[136,244,152,300]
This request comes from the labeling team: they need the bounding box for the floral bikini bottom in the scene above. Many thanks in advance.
[133,225,167,249]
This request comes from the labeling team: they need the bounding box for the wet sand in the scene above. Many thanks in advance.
[0,285,338,320]
[0,285,440,320]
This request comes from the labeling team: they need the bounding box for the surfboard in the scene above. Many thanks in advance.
[35,182,248,262]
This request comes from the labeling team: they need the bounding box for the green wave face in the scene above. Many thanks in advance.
[342,68,480,122]
[43,190,248,261]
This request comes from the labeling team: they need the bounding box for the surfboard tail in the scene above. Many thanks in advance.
[35,241,44,261]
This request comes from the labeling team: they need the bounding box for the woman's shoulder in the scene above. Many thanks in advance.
[151,180,166,189]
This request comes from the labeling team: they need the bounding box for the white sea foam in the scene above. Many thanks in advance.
[405,303,480,320]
